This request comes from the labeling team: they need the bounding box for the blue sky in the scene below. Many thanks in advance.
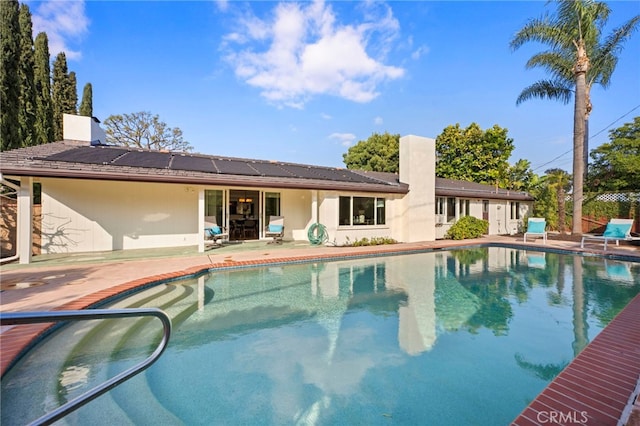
[28,0,640,173]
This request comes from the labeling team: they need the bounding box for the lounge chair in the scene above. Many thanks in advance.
[525,251,546,269]
[265,216,284,244]
[204,216,229,245]
[581,218,635,251]
[524,218,547,244]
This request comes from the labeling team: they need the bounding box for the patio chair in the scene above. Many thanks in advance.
[524,218,547,244]
[525,251,546,269]
[204,216,229,246]
[265,216,284,244]
[580,218,635,251]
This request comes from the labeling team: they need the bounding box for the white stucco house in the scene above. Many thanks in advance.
[0,115,533,264]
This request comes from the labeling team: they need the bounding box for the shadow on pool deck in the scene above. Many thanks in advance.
[1,234,639,425]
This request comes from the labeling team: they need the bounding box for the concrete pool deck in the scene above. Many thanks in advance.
[1,235,639,425]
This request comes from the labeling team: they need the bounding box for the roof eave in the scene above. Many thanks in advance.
[1,167,409,194]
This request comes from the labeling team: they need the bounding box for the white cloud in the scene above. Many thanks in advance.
[215,0,229,13]
[222,0,404,108]
[411,45,430,60]
[373,116,383,126]
[30,0,89,60]
[329,132,357,147]
[321,113,332,120]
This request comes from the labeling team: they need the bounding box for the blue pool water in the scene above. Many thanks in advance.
[2,247,639,425]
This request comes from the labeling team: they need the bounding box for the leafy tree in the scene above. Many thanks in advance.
[104,111,193,152]
[504,159,539,192]
[67,71,77,114]
[0,0,20,151]
[531,182,559,231]
[545,168,572,234]
[18,3,36,147]
[589,117,640,192]
[52,52,77,140]
[511,0,640,235]
[79,83,93,117]
[343,132,399,173]
[435,123,515,185]
[34,32,53,144]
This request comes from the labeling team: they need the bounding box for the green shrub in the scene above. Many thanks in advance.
[445,216,489,240]
[344,236,397,246]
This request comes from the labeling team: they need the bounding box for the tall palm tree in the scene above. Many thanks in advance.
[510,0,640,235]
[545,168,572,234]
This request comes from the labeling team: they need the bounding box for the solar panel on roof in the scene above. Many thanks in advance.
[171,155,216,173]
[282,164,375,183]
[280,164,325,180]
[42,146,126,164]
[113,151,171,168]
[249,162,295,178]
[213,159,261,176]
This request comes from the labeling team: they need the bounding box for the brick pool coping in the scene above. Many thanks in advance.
[1,239,639,425]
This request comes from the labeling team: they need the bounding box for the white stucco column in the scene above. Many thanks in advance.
[198,188,205,253]
[311,190,318,224]
[18,177,33,264]
[399,135,436,242]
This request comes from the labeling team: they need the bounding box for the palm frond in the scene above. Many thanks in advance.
[526,52,574,81]
[516,80,573,105]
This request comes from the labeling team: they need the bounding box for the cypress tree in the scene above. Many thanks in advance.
[34,32,53,144]
[18,4,36,147]
[67,71,78,114]
[79,83,93,117]
[52,52,69,140]
[0,0,20,151]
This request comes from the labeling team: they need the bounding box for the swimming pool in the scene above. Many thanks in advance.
[2,247,639,425]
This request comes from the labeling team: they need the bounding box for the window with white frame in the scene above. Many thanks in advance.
[435,197,445,215]
[459,199,470,217]
[339,196,386,226]
[446,198,456,222]
[510,201,520,220]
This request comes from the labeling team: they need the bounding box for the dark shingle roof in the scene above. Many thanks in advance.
[435,177,534,201]
[0,142,533,200]
[0,141,408,194]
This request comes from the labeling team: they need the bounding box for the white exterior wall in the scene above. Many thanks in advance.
[315,191,402,246]
[62,114,107,144]
[279,188,313,241]
[399,135,436,242]
[41,178,199,253]
[435,198,532,239]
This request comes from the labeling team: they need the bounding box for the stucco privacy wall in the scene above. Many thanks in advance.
[399,135,436,243]
[41,178,198,253]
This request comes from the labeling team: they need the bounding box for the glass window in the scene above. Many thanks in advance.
[205,190,223,224]
[339,196,351,225]
[435,197,445,215]
[510,201,520,220]
[376,198,386,225]
[446,198,456,222]
[265,192,280,217]
[353,197,374,225]
[339,196,385,226]
[459,199,470,216]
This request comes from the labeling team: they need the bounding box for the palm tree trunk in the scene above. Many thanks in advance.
[572,43,589,235]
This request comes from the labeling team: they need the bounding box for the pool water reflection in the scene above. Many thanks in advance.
[2,247,638,425]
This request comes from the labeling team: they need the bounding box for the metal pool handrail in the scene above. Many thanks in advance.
[0,308,172,426]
